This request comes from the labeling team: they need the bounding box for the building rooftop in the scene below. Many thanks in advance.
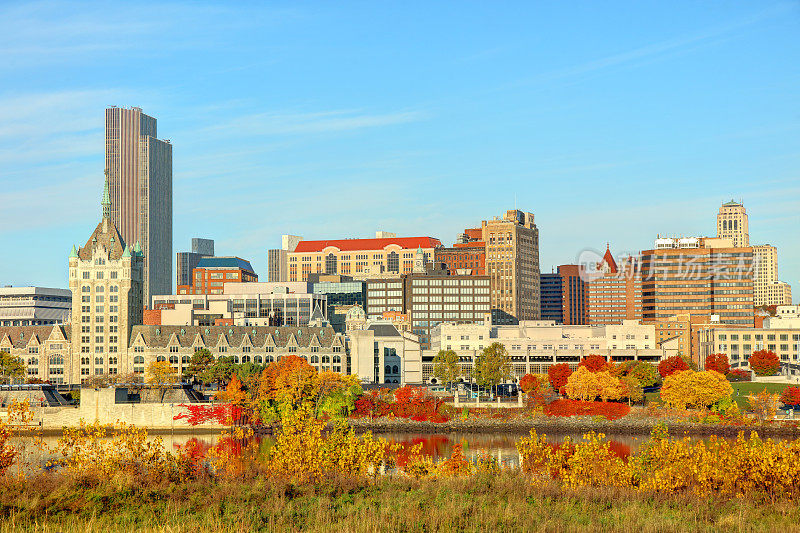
[294,237,442,253]
[196,256,255,272]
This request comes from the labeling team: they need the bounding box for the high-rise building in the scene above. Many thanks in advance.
[176,256,258,295]
[288,234,441,281]
[0,287,72,326]
[585,246,643,326]
[105,106,172,305]
[539,273,563,323]
[68,177,144,383]
[434,242,486,275]
[752,244,792,306]
[267,234,302,282]
[482,210,540,323]
[176,238,215,288]
[641,237,754,326]
[716,200,749,247]
[558,264,587,325]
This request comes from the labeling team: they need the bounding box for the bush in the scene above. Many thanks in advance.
[780,386,800,408]
[727,369,751,382]
[578,354,610,373]
[705,353,730,375]
[548,363,572,392]
[749,350,780,377]
[660,370,733,409]
[658,355,689,378]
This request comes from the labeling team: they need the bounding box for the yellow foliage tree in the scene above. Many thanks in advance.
[146,361,178,402]
[660,370,733,409]
[564,367,627,402]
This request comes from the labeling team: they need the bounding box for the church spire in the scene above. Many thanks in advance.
[102,169,111,219]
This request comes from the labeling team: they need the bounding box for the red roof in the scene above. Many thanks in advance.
[600,245,618,273]
[293,236,442,253]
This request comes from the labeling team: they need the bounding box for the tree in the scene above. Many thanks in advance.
[563,367,627,402]
[578,354,610,373]
[200,356,236,389]
[0,351,24,385]
[658,355,689,378]
[749,349,780,376]
[183,348,215,387]
[780,386,800,408]
[473,343,512,395]
[748,388,780,422]
[519,373,540,393]
[659,370,733,409]
[705,353,730,375]
[432,350,461,390]
[146,361,178,402]
[624,361,660,388]
[257,354,317,407]
[548,363,572,393]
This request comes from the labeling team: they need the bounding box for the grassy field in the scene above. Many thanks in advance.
[1,474,800,532]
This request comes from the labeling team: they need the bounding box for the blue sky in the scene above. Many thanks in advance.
[1,1,798,294]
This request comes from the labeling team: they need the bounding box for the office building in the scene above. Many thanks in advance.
[0,287,72,327]
[699,319,800,374]
[176,238,215,288]
[641,237,754,326]
[716,200,749,247]
[539,273,563,323]
[423,320,678,383]
[558,264,587,325]
[482,210,540,323]
[268,234,302,283]
[434,242,486,275]
[176,256,258,296]
[753,244,792,306]
[365,278,405,320]
[585,246,642,326]
[288,233,441,281]
[68,177,144,382]
[309,274,366,332]
[105,106,172,304]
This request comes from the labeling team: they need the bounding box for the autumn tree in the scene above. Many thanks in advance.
[257,355,317,407]
[200,356,236,389]
[748,388,781,422]
[146,361,178,402]
[0,351,24,385]
[780,386,800,408]
[519,373,540,393]
[659,370,733,409]
[564,367,627,402]
[624,361,660,388]
[749,349,780,377]
[658,355,690,378]
[432,349,461,390]
[705,353,730,375]
[474,342,512,395]
[183,348,215,387]
[548,363,572,393]
[579,354,610,373]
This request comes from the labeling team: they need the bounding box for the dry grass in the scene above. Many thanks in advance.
[0,473,799,532]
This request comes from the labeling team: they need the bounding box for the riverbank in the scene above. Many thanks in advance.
[0,474,797,532]
[348,416,800,437]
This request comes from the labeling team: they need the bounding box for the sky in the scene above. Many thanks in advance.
[0,1,799,294]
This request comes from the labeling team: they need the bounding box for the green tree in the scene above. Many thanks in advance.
[0,351,25,385]
[474,342,512,396]
[432,349,461,390]
[200,356,236,390]
[183,348,215,388]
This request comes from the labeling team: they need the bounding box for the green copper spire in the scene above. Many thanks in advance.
[133,240,142,255]
[69,245,78,258]
[102,169,111,219]
[122,245,131,258]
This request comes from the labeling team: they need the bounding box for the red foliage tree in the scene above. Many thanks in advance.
[705,353,730,375]
[548,363,572,392]
[578,354,610,373]
[780,386,800,407]
[749,349,780,377]
[658,355,689,378]
[519,373,540,393]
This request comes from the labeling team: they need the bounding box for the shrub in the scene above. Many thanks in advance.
[780,386,800,408]
[544,399,630,420]
[658,355,689,378]
[548,363,572,392]
[727,369,751,382]
[660,370,733,409]
[705,353,730,375]
[578,354,610,373]
[749,350,780,376]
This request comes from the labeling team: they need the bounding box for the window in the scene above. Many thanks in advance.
[169,346,179,353]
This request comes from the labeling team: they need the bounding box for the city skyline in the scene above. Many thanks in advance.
[0,1,798,292]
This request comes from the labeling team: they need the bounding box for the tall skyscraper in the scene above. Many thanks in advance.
[105,106,172,307]
[481,210,540,323]
[539,272,563,323]
[267,234,302,282]
[557,264,587,325]
[176,238,215,288]
[752,244,793,306]
[716,200,749,247]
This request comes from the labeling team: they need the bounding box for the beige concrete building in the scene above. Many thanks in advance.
[753,244,792,306]
[348,323,423,384]
[716,200,749,247]
[0,325,72,384]
[482,209,540,323]
[68,178,144,382]
[424,320,677,383]
[105,106,172,302]
[699,320,800,374]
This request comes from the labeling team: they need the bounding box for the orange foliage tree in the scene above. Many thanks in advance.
[548,363,572,392]
[578,354,610,373]
[705,353,730,375]
[658,355,689,378]
[749,349,780,377]
[257,355,317,406]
